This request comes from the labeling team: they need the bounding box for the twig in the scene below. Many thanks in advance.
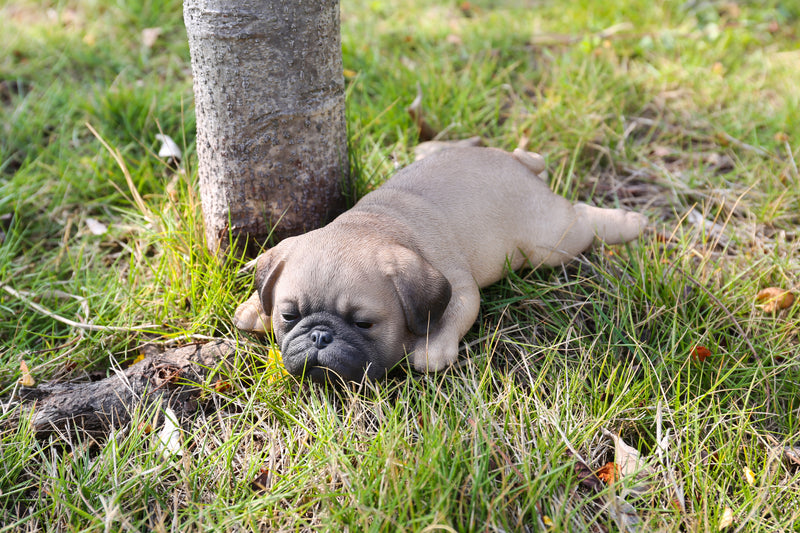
[1,283,161,333]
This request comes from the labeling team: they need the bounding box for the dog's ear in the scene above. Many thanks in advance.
[254,238,295,310]
[380,246,452,336]
[234,239,294,334]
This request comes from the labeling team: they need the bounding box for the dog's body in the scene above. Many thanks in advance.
[234,147,647,381]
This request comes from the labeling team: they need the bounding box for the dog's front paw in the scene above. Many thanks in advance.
[411,335,459,372]
[233,291,270,334]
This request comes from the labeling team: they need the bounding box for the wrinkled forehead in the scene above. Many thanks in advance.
[273,246,393,308]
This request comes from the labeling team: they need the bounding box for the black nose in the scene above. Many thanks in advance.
[309,328,333,349]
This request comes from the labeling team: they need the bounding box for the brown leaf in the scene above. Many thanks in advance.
[596,462,619,484]
[251,467,270,494]
[606,494,641,533]
[756,287,795,313]
[213,380,231,393]
[570,455,604,491]
[606,431,645,478]
[691,345,712,362]
[19,360,35,387]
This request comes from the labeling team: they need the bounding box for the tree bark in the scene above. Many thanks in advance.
[184,0,349,254]
[19,340,236,437]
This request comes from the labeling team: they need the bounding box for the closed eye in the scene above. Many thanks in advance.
[281,312,300,323]
[354,321,373,330]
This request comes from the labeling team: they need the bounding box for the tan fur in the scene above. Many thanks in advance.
[234,147,647,376]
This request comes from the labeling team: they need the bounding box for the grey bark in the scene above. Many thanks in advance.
[184,0,349,254]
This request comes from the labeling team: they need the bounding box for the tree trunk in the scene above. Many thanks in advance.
[184,0,349,254]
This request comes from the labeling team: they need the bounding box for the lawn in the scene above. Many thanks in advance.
[1,0,799,530]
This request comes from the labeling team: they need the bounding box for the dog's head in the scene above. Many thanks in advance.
[253,230,451,382]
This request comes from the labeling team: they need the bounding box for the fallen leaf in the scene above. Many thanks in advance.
[755,287,795,313]
[85,217,107,235]
[596,462,619,483]
[691,345,711,362]
[156,133,182,161]
[142,27,162,48]
[342,68,358,79]
[19,360,35,387]
[214,380,231,393]
[743,466,756,486]
[542,515,553,527]
[719,506,734,529]
[157,407,183,458]
[606,494,641,533]
[251,466,270,493]
[602,429,653,497]
[604,430,646,478]
[568,451,604,491]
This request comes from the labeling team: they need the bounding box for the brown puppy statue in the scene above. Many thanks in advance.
[234,147,647,382]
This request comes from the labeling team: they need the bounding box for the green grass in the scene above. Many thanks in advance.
[2,0,800,530]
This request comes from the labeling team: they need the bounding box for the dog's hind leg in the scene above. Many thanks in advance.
[573,203,647,245]
[525,202,646,268]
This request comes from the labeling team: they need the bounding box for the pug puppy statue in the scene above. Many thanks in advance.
[234,147,646,382]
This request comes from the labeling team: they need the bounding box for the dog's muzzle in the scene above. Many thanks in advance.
[279,312,389,383]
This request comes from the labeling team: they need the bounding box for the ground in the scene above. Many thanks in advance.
[1,0,799,530]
